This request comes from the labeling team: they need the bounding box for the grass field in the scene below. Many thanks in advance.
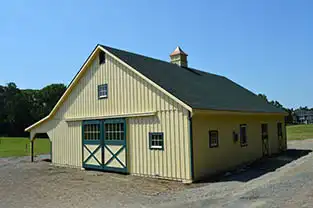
[0,137,50,158]
[287,124,313,140]
[0,125,311,157]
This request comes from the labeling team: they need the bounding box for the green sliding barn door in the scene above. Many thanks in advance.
[82,120,103,170]
[103,119,127,173]
[82,119,127,173]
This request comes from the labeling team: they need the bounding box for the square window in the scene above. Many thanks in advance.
[149,132,164,150]
[209,130,219,148]
[98,84,108,99]
[240,124,248,147]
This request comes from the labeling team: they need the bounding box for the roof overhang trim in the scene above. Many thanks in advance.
[193,109,288,116]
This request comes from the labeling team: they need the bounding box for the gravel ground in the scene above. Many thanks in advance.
[1,140,313,208]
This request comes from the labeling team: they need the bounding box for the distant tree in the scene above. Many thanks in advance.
[258,93,284,110]
[258,93,268,102]
[285,108,294,125]
[299,106,309,110]
[269,100,284,109]
[0,82,66,137]
[30,84,66,119]
[258,93,296,124]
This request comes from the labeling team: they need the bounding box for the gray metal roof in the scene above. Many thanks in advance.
[101,45,286,114]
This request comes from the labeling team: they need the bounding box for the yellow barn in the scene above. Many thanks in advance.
[25,45,287,183]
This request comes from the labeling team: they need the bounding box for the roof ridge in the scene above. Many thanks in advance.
[100,44,224,77]
[100,44,177,66]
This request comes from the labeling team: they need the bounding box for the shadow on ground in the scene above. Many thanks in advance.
[197,149,312,183]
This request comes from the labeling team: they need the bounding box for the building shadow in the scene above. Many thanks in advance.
[197,149,312,183]
[41,158,52,162]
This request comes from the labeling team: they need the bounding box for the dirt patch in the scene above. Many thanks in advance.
[0,156,191,208]
[2,140,313,208]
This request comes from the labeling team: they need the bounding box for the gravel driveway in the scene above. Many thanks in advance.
[1,140,313,208]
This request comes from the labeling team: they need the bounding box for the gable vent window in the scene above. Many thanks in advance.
[149,132,164,150]
[99,51,106,64]
[98,84,108,99]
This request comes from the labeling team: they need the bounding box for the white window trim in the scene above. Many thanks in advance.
[99,94,108,98]
[151,145,163,149]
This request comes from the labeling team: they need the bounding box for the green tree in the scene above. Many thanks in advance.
[258,93,268,102]
[0,82,66,137]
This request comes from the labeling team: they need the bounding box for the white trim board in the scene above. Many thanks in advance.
[65,111,157,122]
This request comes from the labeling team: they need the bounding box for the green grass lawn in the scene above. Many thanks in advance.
[287,124,313,140]
[0,125,311,157]
[0,137,50,158]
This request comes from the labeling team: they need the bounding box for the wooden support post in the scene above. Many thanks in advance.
[30,139,34,162]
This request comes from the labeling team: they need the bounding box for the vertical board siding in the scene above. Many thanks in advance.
[192,113,286,180]
[128,108,191,181]
[49,121,82,167]
[55,54,178,119]
[30,51,191,181]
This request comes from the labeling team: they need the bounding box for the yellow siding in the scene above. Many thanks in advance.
[55,53,178,119]
[128,107,191,181]
[192,113,286,180]
[49,121,82,167]
[30,51,191,181]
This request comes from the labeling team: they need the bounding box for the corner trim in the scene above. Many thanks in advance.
[188,111,194,181]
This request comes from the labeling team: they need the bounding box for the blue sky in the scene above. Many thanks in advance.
[0,0,312,108]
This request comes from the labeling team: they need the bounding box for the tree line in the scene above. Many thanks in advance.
[0,83,66,137]
[257,93,310,124]
[0,82,308,137]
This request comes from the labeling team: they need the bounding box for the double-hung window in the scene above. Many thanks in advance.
[209,130,219,148]
[149,132,164,150]
[98,84,108,99]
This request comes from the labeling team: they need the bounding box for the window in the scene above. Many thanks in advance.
[99,51,105,64]
[149,132,164,150]
[277,122,283,137]
[240,124,247,146]
[261,124,268,138]
[104,122,124,141]
[83,123,100,140]
[209,130,219,148]
[98,84,108,99]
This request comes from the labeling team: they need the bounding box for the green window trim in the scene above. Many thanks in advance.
[209,130,219,148]
[82,118,128,173]
[98,84,108,99]
[149,132,164,150]
[82,120,101,144]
